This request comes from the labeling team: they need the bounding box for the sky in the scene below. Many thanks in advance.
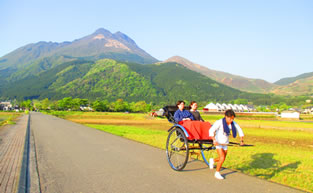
[1,0,313,83]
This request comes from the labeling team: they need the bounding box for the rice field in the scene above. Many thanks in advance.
[48,111,313,192]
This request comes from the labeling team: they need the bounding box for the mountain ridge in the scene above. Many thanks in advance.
[274,72,313,85]
[162,56,277,93]
[0,28,159,84]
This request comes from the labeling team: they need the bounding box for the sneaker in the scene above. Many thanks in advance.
[215,172,224,180]
[209,158,214,169]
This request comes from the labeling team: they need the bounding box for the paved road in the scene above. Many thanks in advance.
[30,112,303,193]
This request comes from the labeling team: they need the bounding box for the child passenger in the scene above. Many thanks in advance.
[209,109,244,180]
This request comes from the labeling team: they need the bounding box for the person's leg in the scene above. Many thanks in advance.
[216,148,226,172]
[214,146,221,163]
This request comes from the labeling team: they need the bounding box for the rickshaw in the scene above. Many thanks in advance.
[163,106,215,171]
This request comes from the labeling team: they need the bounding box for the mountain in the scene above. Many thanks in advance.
[271,75,313,96]
[274,72,313,85]
[0,58,270,104]
[0,28,158,84]
[163,56,277,93]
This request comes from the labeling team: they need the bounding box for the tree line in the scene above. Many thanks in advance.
[12,96,312,113]
[18,97,153,113]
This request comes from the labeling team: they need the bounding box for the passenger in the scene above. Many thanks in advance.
[189,101,204,122]
[209,109,245,180]
[173,100,194,123]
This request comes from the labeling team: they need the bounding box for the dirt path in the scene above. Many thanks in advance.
[30,112,303,193]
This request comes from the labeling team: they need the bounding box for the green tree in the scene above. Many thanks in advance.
[33,100,42,111]
[130,101,151,112]
[72,98,81,111]
[110,99,129,112]
[50,101,59,110]
[58,97,73,110]
[80,99,89,106]
[21,100,32,110]
[92,100,106,111]
[41,98,50,110]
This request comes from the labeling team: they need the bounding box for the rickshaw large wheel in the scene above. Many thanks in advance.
[166,127,189,171]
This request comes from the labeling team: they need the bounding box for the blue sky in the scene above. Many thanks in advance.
[1,0,313,82]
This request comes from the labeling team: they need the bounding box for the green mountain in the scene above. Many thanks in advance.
[0,58,267,103]
[274,72,313,85]
[163,56,277,93]
[271,76,313,96]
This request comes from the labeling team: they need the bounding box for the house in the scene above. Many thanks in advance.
[0,102,12,111]
[303,106,313,114]
[240,104,249,112]
[281,111,300,120]
[216,103,223,111]
[234,104,243,112]
[221,103,230,111]
[203,103,219,112]
[228,104,236,111]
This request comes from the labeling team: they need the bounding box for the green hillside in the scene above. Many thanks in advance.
[271,76,313,96]
[53,59,162,101]
[274,72,313,85]
[0,58,271,104]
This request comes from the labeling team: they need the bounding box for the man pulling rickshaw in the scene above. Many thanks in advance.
[167,100,245,180]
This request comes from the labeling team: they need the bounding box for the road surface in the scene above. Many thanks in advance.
[29,112,303,193]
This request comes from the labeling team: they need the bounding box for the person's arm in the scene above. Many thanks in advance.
[188,111,195,120]
[181,110,193,121]
[209,120,220,145]
[234,121,244,145]
[174,110,182,122]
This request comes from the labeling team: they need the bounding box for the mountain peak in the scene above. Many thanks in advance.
[164,56,202,69]
[113,31,136,45]
[93,28,112,36]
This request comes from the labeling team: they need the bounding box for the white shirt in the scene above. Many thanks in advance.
[209,119,244,145]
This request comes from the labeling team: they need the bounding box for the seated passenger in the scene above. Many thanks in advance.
[174,100,194,123]
[189,101,204,122]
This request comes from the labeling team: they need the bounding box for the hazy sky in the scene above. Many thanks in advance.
[1,0,313,82]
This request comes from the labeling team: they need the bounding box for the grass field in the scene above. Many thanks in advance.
[0,112,22,126]
[47,111,313,192]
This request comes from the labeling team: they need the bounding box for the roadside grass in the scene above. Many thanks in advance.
[46,111,313,192]
[0,112,22,126]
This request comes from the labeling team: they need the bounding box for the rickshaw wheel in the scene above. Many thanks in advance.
[166,127,189,171]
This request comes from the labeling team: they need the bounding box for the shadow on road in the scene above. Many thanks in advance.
[237,153,301,179]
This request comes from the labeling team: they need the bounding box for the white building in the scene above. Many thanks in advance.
[281,111,300,119]
[221,103,230,111]
[0,102,12,111]
[204,103,219,112]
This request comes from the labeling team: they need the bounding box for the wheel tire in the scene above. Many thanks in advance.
[166,127,189,171]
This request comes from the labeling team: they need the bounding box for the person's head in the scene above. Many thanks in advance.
[225,109,236,124]
[176,100,185,110]
[190,101,198,111]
